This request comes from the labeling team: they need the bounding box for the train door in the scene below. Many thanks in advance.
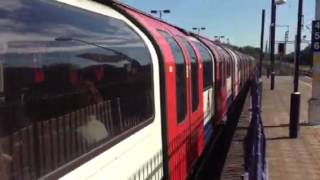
[222,47,236,102]
[223,54,232,110]
[177,37,205,172]
[234,52,241,95]
[157,30,192,180]
[229,49,239,97]
[213,44,228,122]
[192,42,215,143]
[238,55,243,88]
[229,48,240,98]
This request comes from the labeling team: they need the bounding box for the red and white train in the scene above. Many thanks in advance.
[0,0,256,180]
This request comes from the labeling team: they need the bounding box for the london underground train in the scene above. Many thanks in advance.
[0,0,256,179]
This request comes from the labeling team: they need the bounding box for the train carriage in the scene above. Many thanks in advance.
[0,0,164,179]
[0,0,256,180]
[193,38,225,125]
[223,47,240,98]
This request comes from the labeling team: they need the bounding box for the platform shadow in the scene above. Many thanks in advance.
[264,122,309,128]
[266,136,291,141]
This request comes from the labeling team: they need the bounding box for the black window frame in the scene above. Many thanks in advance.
[178,37,200,112]
[158,30,187,124]
[195,42,213,90]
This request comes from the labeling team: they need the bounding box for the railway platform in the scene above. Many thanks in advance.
[221,76,320,180]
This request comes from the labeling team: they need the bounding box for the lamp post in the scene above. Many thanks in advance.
[260,9,266,78]
[192,27,206,35]
[270,0,287,90]
[270,0,276,89]
[150,9,171,19]
[214,35,225,42]
[289,0,304,138]
[276,24,290,44]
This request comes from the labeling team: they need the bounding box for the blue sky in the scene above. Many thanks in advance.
[121,0,315,52]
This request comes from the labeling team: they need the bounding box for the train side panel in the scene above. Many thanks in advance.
[0,0,164,179]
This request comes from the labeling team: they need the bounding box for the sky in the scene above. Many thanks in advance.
[121,0,315,52]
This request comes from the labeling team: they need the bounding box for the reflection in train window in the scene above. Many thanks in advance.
[0,0,153,178]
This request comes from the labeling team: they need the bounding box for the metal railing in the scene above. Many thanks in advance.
[243,72,267,180]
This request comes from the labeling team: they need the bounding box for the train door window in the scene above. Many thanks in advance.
[0,0,154,178]
[221,61,226,86]
[226,60,229,77]
[226,56,230,78]
[228,59,231,77]
[158,31,187,123]
[194,43,213,90]
[179,38,199,112]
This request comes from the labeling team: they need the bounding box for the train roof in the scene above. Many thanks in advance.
[94,0,190,35]
[93,0,256,62]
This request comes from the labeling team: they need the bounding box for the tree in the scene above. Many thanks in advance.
[237,46,261,59]
[282,45,312,66]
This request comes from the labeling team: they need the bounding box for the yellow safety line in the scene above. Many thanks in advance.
[314,54,320,65]
[314,75,320,81]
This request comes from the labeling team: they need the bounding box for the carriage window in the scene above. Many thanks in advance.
[159,31,187,123]
[0,0,153,178]
[195,43,213,90]
[179,38,199,112]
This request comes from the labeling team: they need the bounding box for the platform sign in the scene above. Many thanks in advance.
[312,20,320,53]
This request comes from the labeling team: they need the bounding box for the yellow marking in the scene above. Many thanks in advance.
[314,75,320,81]
[314,54,320,64]
[169,66,173,72]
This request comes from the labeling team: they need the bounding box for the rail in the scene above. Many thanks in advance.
[243,72,268,180]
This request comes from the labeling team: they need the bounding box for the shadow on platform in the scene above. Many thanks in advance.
[264,122,309,128]
[266,136,291,141]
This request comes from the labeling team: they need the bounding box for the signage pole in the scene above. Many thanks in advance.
[289,0,303,138]
[308,0,320,125]
[260,9,265,78]
[270,0,276,90]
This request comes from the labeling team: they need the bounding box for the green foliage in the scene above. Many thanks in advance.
[230,44,312,66]
[283,45,312,65]
[236,46,261,59]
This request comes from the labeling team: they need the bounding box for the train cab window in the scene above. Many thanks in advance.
[179,38,199,112]
[195,43,213,90]
[158,31,187,123]
[0,0,154,178]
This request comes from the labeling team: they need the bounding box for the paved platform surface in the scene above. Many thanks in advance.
[221,76,320,180]
[220,93,251,180]
[262,76,320,180]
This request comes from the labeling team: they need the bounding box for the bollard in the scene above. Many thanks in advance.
[241,172,249,180]
[270,72,275,90]
[289,92,301,138]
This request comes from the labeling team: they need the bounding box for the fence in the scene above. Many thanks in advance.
[243,72,268,180]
